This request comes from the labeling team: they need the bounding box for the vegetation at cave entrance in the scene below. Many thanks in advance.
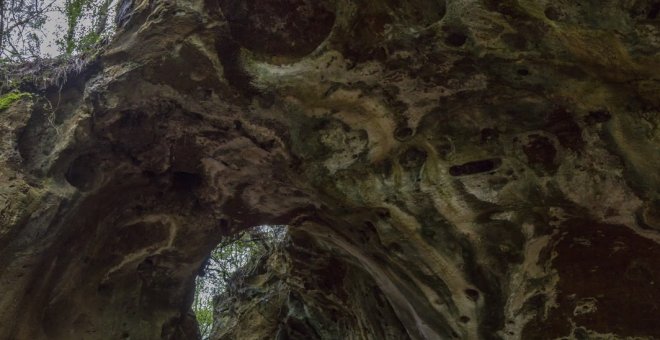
[193,225,288,339]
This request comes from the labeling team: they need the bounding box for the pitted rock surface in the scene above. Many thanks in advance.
[1,0,659,339]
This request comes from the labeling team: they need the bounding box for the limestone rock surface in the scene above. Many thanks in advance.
[1,0,659,339]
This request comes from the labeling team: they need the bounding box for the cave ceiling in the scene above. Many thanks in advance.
[1,0,660,339]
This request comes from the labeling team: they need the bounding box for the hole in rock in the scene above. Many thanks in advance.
[219,0,336,58]
[465,288,480,301]
[517,68,530,76]
[573,327,589,339]
[544,7,561,21]
[585,110,611,124]
[172,171,203,192]
[399,146,427,169]
[394,126,414,141]
[445,32,468,47]
[449,158,501,176]
[65,154,98,191]
[522,135,557,173]
[192,225,288,339]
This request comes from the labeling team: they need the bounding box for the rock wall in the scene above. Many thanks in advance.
[1,0,659,339]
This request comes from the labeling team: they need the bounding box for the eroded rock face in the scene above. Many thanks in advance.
[1,0,659,339]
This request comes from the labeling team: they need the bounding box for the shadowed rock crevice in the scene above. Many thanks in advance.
[219,0,336,59]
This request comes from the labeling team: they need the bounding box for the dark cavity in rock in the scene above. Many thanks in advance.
[399,147,427,169]
[219,0,335,58]
[522,135,557,173]
[585,110,612,124]
[517,68,530,76]
[394,126,414,141]
[545,107,584,152]
[65,154,98,191]
[449,158,501,176]
[445,32,468,47]
[172,171,202,191]
[465,288,480,301]
[544,7,561,21]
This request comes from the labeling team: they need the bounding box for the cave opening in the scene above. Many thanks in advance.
[192,224,288,339]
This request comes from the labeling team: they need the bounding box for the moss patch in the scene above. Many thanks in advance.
[0,92,31,111]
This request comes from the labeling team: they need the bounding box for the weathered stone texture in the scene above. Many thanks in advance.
[1,0,659,339]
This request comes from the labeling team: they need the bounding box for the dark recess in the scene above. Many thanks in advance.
[449,159,501,176]
[65,154,98,191]
[172,171,202,191]
[445,32,468,47]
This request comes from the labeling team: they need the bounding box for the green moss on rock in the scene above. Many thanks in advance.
[0,92,31,111]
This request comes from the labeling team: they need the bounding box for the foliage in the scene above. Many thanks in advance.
[0,0,57,60]
[62,0,87,54]
[0,91,30,111]
[58,0,116,55]
[0,0,117,61]
[193,225,288,339]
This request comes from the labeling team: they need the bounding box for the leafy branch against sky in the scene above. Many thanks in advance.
[0,0,117,61]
